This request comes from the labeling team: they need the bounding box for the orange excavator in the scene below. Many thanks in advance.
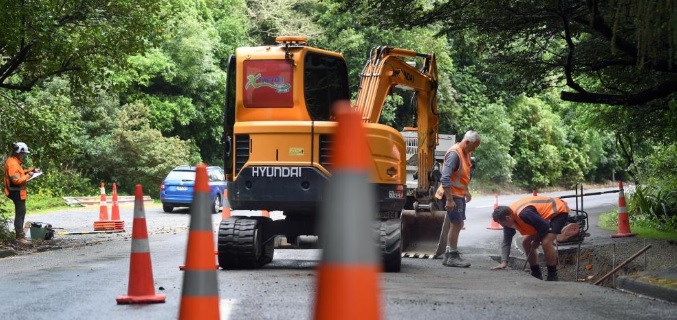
[219,36,448,272]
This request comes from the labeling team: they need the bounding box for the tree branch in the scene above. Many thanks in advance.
[560,79,677,106]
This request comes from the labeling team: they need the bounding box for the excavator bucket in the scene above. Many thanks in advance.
[401,210,449,259]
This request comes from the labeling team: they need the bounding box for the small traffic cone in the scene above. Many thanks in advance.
[93,183,116,231]
[116,185,165,304]
[179,164,219,319]
[612,181,635,238]
[313,101,381,320]
[111,183,120,220]
[532,188,537,196]
[222,189,231,219]
[110,183,125,231]
[487,194,503,230]
[261,210,270,218]
[99,183,109,221]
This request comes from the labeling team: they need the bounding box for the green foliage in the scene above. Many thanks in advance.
[0,0,170,92]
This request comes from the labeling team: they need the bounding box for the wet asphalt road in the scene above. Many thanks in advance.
[0,188,676,320]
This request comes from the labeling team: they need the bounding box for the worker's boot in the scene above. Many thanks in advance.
[530,265,543,280]
[546,265,559,281]
[443,250,471,268]
[442,252,450,266]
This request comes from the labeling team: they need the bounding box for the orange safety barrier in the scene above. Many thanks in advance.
[116,184,166,304]
[612,181,635,238]
[313,102,381,320]
[487,194,503,230]
[179,164,220,319]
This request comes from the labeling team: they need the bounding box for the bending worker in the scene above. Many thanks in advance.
[490,195,570,281]
[439,130,480,267]
[3,142,40,244]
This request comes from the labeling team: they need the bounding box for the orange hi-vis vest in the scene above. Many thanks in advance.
[4,155,31,200]
[509,196,570,236]
[434,143,472,199]
[447,143,472,197]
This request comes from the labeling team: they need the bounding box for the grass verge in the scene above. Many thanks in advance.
[599,212,677,241]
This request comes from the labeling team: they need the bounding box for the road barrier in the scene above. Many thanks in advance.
[116,184,165,304]
[313,102,381,320]
[179,164,220,319]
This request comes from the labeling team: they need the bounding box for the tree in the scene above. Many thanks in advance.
[340,1,677,108]
[0,0,170,93]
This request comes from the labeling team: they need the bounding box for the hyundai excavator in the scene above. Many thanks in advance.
[219,36,449,272]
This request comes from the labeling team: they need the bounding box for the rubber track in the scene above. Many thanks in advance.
[378,219,402,272]
[218,217,260,269]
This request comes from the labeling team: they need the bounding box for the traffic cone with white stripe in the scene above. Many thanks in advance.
[486,194,503,230]
[612,181,635,238]
[116,185,165,304]
[179,164,219,319]
[93,183,113,231]
[110,183,125,231]
[222,189,231,219]
[313,102,381,320]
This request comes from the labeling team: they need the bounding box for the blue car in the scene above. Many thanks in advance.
[160,165,227,213]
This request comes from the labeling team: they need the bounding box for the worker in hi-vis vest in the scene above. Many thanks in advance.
[438,130,480,268]
[491,196,571,281]
[4,142,41,244]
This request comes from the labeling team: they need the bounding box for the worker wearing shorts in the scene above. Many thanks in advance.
[490,196,571,281]
[438,130,480,268]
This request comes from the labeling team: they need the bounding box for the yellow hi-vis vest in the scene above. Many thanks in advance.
[509,196,570,235]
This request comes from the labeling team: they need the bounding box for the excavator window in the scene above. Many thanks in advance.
[242,60,294,108]
[303,52,350,121]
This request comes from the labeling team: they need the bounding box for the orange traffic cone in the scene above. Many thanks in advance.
[487,194,503,230]
[110,183,125,231]
[313,102,381,320]
[116,185,165,304]
[179,164,219,319]
[99,182,109,221]
[612,181,635,238]
[111,183,120,220]
[222,189,231,219]
[94,182,119,231]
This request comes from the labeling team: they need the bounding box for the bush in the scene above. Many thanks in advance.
[628,185,677,232]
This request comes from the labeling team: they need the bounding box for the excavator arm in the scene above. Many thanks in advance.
[354,46,440,193]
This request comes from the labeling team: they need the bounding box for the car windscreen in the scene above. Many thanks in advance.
[165,170,196,181]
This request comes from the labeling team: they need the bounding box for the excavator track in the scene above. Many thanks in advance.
[217,216,274,269]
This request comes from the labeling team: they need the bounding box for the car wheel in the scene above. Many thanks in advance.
[212,194,221,214]
[163,204,173,213]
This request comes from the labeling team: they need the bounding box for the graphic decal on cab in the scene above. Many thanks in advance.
[243,60,293,108]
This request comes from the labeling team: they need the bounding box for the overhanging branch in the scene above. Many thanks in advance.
[560,79,677,106]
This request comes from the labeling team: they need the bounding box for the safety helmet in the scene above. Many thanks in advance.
[12,142,30,154]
